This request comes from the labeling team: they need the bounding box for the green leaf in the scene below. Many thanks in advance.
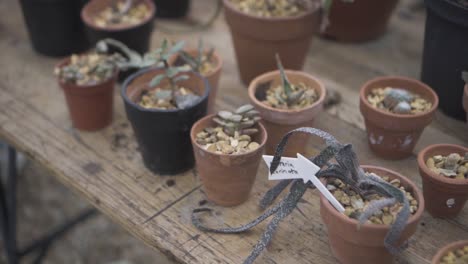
[179,51,199,71]
[275,54,293,97]
[198,38,204,63]
[166,67,180,78]
[168,40,186,56]
[177,64,193,72]
[173,74,190,83]
[149,74,166,87]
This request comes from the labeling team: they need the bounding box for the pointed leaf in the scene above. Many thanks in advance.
[275,53,292,97]
[173,74,190,83]
[166,67,180,78]
[235,104,254,114]
[149,74,166,87]
[168,40,186,56]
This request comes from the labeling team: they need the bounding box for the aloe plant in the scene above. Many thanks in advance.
[192,127,412,264]
[213,104,261,136]
[275,54,306,107]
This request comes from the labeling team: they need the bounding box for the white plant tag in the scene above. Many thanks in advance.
[263,154,345,213]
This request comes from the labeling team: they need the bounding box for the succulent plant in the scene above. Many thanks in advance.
[213,104,261,136]
[192,127,412,264]
[178,38,215,75]
[274,54,307,107]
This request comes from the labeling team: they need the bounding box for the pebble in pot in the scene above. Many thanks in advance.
[191,104,267,206]
[248,54,326,157]
[121,39,209,175]
[432,240,468,264]
[360,76,439,160]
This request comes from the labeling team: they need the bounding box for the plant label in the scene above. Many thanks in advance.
[263,153,345,213]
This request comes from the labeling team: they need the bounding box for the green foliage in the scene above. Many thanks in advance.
[212,104,261,136]
[178,38,215,73]
[275,54,306,107]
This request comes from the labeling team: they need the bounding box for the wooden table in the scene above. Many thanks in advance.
[1,0,467,263]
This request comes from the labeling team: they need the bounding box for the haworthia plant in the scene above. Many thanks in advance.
[213,104,261,136]
[192,127,412,264]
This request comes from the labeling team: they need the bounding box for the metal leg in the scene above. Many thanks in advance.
[0,145,98,264]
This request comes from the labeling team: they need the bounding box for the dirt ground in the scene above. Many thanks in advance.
[0,159,175,264]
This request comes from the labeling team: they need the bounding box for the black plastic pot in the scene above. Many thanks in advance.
[19,0,90,57]
[121,67,210,175]
[81,0,156,54]
[421,0,468,120]
[153,0,190,18]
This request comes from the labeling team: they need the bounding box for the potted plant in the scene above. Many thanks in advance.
[432,240,468,264]
[463,71,468,123]
[322,0,398,42]
[359,76,439,160]
[19,0,89,56]
[54,47,126,131]
[248,54,326,156]
[417,144,468,218]
[81,0,155,54]
[223,0,321,84]
[191,128,423,264]
[153,0,190,18]
[190,104,267,206]
[421,0,468,121]
[121,39,210,175]
[170,39,223,113]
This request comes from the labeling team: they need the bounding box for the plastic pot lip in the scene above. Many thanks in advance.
[222,0,319,22]
[359,76,439,120]
[168,48,223,79]
[190,114,268,158]
[120,66,210,113]
[247,69,327,114]
[431,240,468,264]
[55,56,119,90]
[81,0,156,32]
[321,165,425,231]
[417,144,468,186]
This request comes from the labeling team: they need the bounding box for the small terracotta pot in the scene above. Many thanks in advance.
[417,144,468,218]
[81,0,155,54]
[431,240,468,264]
[248,70,326,157]
[57,57,117,131]
[223,0,320,84]
[359,76,439,160]
[463,84,468,123]
[169,48,223,114]
[190,114,267,206]
[320,165,424,264]
[323,0,399,42]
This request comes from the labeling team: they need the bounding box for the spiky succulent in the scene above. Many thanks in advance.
[274,54,307,107]
[192,127,412,264]
[178,38,215,75]
[213,104,261,136]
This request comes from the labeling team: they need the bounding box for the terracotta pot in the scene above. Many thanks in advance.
[323,0,399,42]
[81,0,155,54]
[417,144,468,218]
[431,240,468,264]
[320,165,424,264]
[169,48,223,114]
[191,114,267,206]
[359,76,439,160]
[57,57,117,131]
[223,0,320,84]
[121,67,209,175]
[248,70,326,157]
[463,84,468,123]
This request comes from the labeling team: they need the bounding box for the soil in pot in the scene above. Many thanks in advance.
[323,0,399,42]
[153,0,190,18]
[421,0,468,121]
[359,76,439,160]
[81,0,155,54]
[55,53,118,131]
[321,165,424,264]
[248,58,326,157]
[122,67,209,175]
[170,45,223,114]
[191,105,267,206]
[223,0,320,84]
[432,240,468,264]
[418,144,468,218]
[19,0,90,57]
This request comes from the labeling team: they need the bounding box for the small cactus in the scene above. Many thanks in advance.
[213,104,261,136]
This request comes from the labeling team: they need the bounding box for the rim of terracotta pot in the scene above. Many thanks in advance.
[417,144,468,186]
[169,48,223,80]
[121,66,210,113]
[56,56,119,91]
[321,165,425,230]
[222,0,319,22]
[360,76,439,120]
[81,0,156,32]
[190,114,268,158]
[248,69,326,114]
[431,240,468,264]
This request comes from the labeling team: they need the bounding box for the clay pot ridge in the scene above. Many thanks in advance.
[418,144,468,186]
[81,0,156,31]
[431,240,468,264]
